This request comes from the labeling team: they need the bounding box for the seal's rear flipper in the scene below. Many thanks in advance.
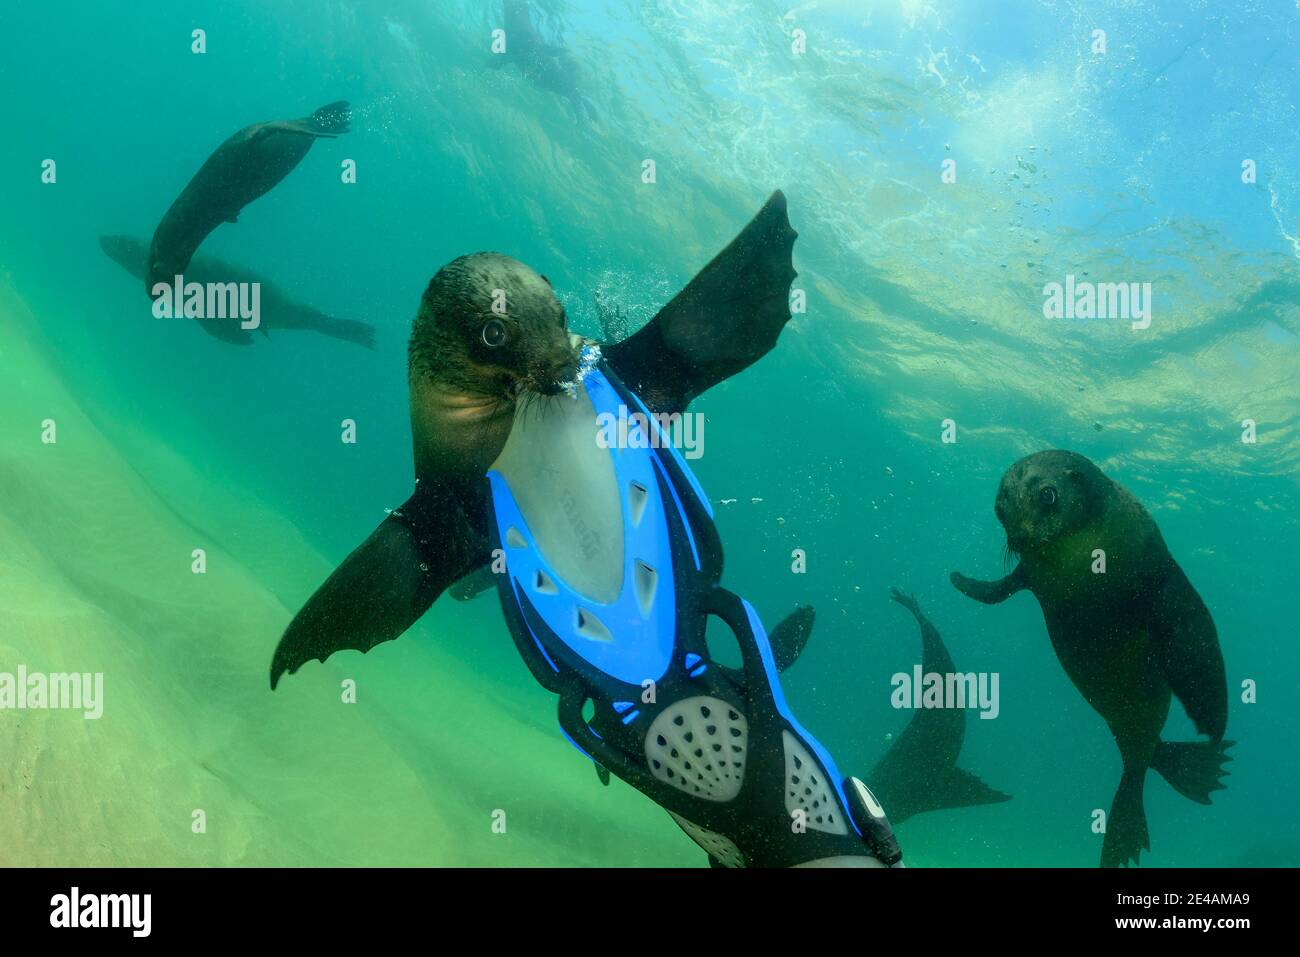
[899,766,1011,825]
[270,486,481,689]
[1101,771,1150,868]
[449,565,498,602]
[282,305,377,349]
[950,567,1026,605]
[604,190,798,415]
[1152,739,1234,805]
[1150,560,1228,742]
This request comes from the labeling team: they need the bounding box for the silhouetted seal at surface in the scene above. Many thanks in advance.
[951,450,1231,867]
[493,0,596,120]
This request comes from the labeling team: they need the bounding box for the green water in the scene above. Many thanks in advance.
[0,0,1296,867]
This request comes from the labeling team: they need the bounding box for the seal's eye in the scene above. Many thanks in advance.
[1039,485,1058,507]
[482,319,507,348]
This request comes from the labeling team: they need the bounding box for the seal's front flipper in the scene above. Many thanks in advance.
[282,304,377,349]
[270,485,481,689]
[768,604,815,673]
[301,100,351,136]
[270,513,438,689]
[273,101,352,138]
[1150,560,1227,742]
[950,566,1026,605]
[449,565,497,602]
[604,190,798,414]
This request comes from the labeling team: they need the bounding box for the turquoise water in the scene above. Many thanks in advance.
[0,0,1296,866]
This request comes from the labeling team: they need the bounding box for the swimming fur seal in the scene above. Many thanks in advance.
[493,0,596,121]
[146,101,350,293]
[270,191,799,688]
[99,235,375,349]
[869,589,1011,825]
[765,596,1009,825]
[687,594,1008,865]
[950,449,1231,867]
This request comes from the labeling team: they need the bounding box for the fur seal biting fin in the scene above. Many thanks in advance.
[146,101,350,293]
[950,450,1231,867]
[270,191,799,689]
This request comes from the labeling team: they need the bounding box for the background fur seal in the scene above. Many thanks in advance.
[146,101,350,292]
[870,588,1010,825]
[767,594,1009,825]
[682,591,1009,865]
[100,234,374,348]
[951,449,1231,867]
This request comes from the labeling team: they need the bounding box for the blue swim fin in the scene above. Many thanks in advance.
[487,358,901,868]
